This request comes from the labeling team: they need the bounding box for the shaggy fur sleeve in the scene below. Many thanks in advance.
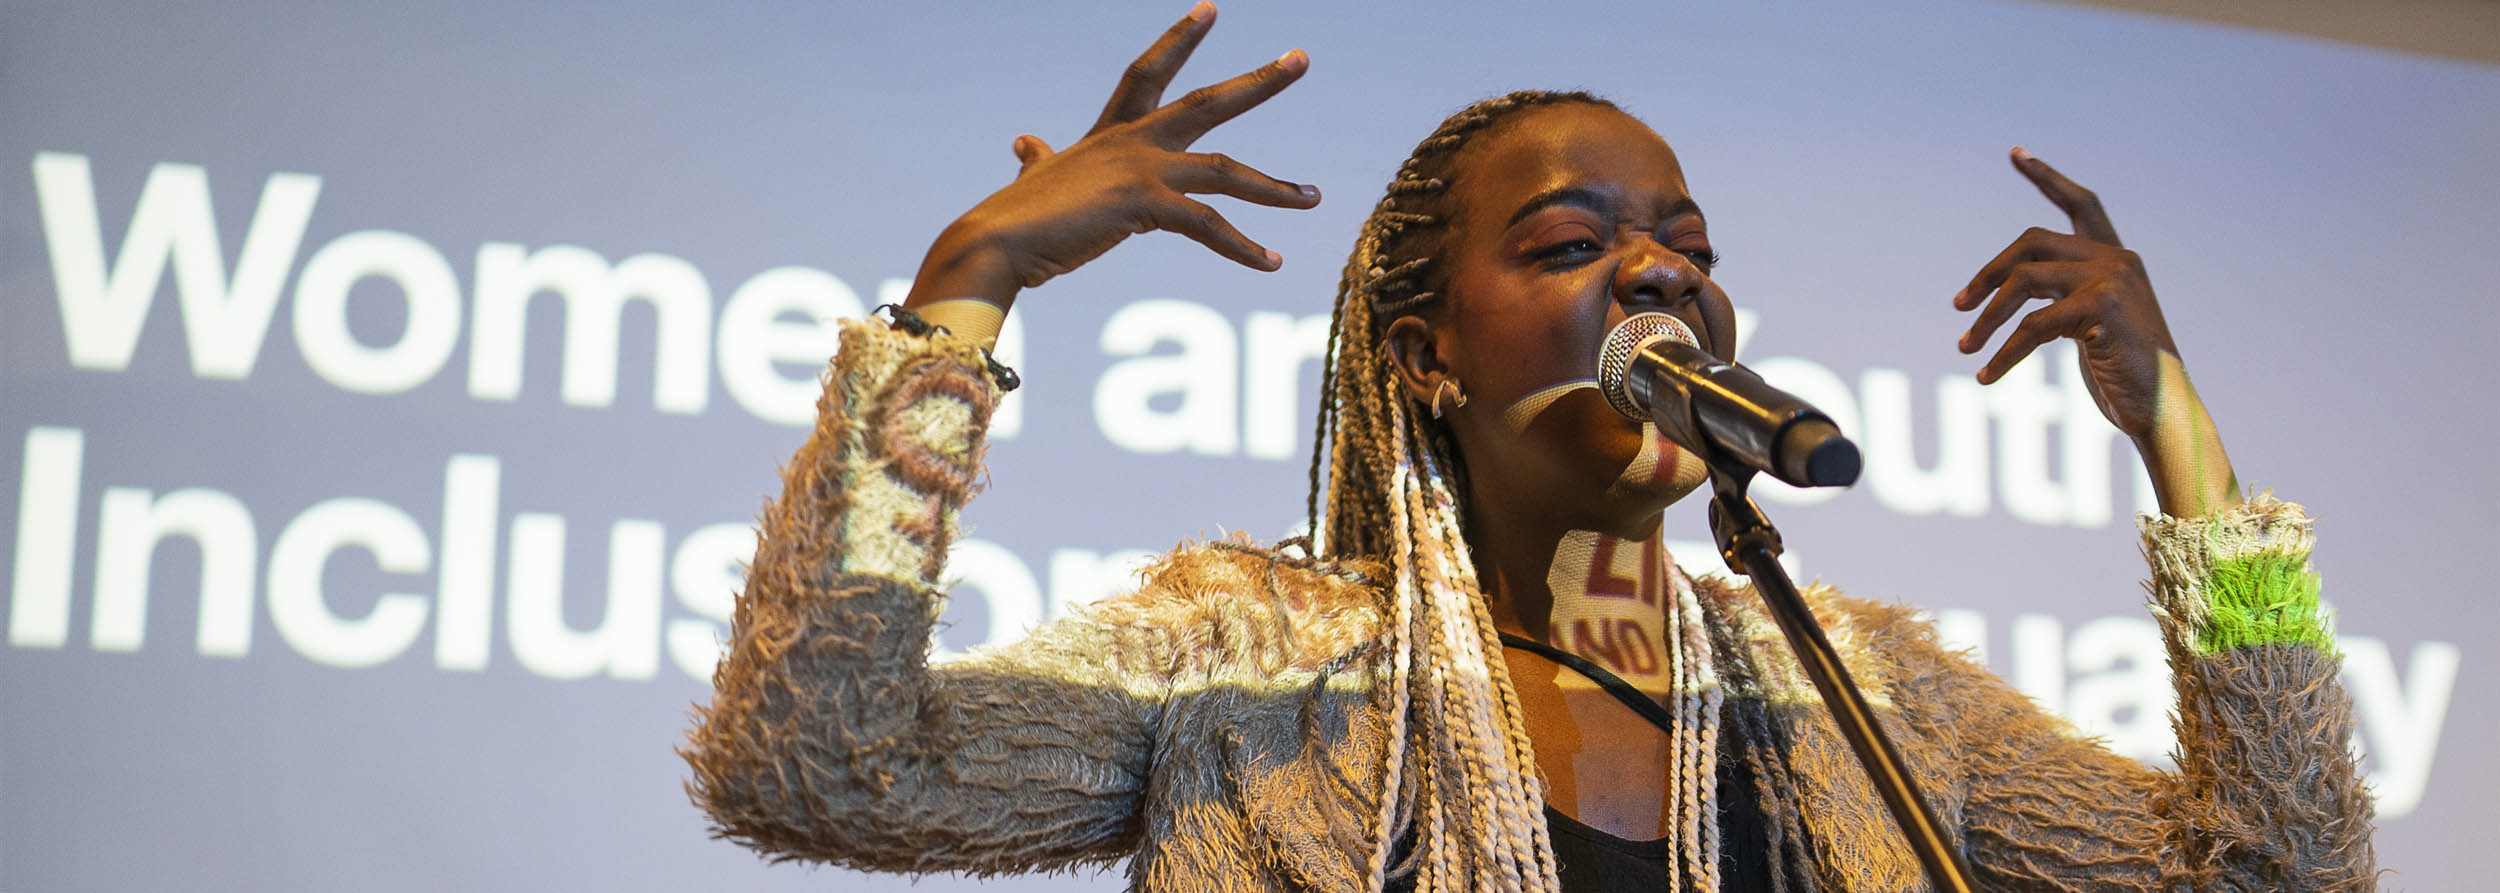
[681,319,1165,874]
[1943,493,2376,890]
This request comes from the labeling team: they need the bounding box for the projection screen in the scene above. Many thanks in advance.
[4,1,2492,889]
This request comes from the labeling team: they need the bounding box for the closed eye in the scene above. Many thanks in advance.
[1535,239,1604,263]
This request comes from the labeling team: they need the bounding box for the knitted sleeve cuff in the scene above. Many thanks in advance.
[2140,491,2334,656]
[829,317,1001,586]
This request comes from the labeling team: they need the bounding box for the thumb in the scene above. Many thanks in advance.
[1012,134,1056,173]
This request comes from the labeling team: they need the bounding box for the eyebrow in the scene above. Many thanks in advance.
[1505,187,1705,230]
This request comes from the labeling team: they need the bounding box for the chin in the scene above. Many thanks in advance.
[1600,424,1711,507]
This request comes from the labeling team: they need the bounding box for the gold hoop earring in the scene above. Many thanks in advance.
[1431,379,1468,419]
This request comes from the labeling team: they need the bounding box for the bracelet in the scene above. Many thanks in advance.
[874,304,1021,392]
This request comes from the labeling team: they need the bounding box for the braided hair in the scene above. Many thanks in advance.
[1302,90,1621,893]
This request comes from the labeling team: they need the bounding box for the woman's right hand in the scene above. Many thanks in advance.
[903,3,1322,310]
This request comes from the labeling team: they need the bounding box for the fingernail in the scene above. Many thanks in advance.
[1298,183,1319,198]
[1951,286,1967,308]
[1265,249,1283,268]
[1187,2,1213,23]
[1279,48,1308,71]
[2012,146,2035,163]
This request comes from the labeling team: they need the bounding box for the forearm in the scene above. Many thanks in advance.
[2133,350,2241,519]
[902,221,1019,347]
[684,320,1078,868]
[2144,494,2373,888]
[906,218,1023,309]
[1958,496,2371,889]
[2125,356,2369,881]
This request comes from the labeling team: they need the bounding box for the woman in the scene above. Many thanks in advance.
[682,5,2374,890]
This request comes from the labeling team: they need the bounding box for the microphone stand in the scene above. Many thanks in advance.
[1699,457,1978,893]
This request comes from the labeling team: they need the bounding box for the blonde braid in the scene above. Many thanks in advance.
[1667,564,1705,886]
[1675,563,1728,888]
[1402,404,1510,884]
[1305,90,1621,893]
[1405,409,1518,882]
[1361,412,1417,890]
[1416,430,1559,886]
[1381,345,1559,892]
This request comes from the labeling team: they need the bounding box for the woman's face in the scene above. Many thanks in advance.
[1397,103,1738,530]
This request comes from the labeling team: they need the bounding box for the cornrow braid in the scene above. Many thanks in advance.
[1296,90,1617,893]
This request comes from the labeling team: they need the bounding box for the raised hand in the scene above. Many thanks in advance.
[1953,148,2239,517]
[905,3,1321,310]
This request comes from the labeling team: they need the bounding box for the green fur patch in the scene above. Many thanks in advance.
[2197,551,2333,655]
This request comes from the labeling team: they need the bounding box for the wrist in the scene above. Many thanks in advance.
[2137,435,2234,519]
[905,221,1022,310]
[915,298,1006,347]
[2134,352,2240,518]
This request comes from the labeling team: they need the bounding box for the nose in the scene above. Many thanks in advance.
[1612,240,1703,311]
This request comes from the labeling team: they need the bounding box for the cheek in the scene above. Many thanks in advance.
[1508,389,1658,483]
[1478,308,1597,384]
[1456,283,1617,423]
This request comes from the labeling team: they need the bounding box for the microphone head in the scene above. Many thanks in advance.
[1596,313,1699,421]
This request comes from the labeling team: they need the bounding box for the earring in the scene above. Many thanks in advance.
[1431,379,1468,418]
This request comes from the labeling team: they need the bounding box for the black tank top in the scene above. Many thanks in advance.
[1378,635,1774,890]
[1380,774,1770,891]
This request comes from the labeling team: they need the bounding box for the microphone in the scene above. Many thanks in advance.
[1595,313,1861,488]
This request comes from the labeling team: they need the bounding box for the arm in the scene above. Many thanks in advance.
[681,320,1158,872]
[1946,151,2372,887]
[683,5,1319,872]
[1939,494,2371,890]
[1954,147,2238,521]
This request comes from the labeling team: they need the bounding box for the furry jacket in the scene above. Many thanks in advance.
[682,320,2377,891]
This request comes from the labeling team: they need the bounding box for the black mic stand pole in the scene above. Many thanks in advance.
[1700,458,1978,893]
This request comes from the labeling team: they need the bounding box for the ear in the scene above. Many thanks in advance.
[1382,314,1451,407]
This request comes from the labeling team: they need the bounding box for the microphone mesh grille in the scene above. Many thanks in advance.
[1596,313,1698,421]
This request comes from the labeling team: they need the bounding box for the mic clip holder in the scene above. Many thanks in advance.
[1695,449,1980,893]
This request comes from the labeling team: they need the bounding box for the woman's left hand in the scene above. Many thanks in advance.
[1953,147,2240,518]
